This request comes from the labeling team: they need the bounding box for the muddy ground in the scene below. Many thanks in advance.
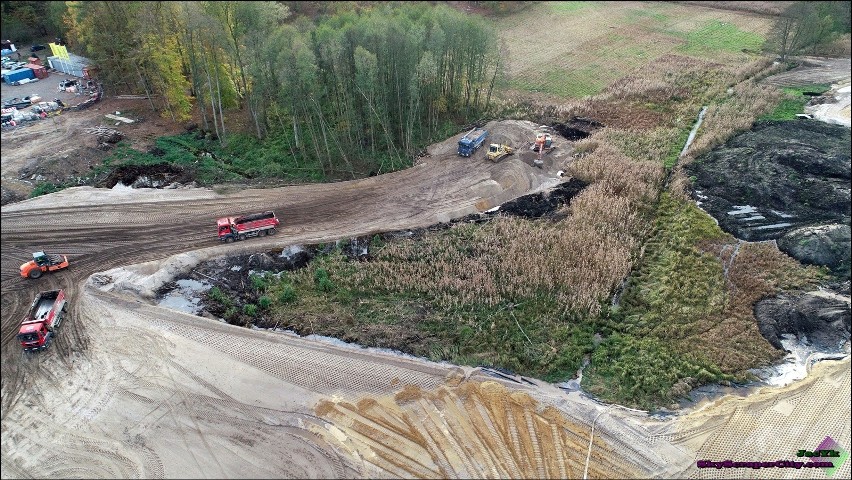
[686,119,851,242]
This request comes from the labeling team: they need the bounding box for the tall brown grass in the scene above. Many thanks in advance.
[690,240,823,372]
[681,80,783,161]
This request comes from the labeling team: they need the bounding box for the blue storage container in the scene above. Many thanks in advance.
[3,68,36,84]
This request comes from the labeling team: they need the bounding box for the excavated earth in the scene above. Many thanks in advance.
[2,115,850,479]
[685,119,851,243]
[686,114,852,385]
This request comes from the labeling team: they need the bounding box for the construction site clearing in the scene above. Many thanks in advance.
[0,118,847,480]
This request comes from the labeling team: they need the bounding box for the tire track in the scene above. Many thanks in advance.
[2,120,567,478]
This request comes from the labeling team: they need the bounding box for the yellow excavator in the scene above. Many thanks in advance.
[486,143,514,162]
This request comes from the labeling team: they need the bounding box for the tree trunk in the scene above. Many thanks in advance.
[204,58,220,140]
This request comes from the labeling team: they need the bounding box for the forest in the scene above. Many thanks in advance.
[2,1,848,179]
[50,1,502,178]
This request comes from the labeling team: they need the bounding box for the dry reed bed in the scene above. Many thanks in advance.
[690,239,823,372]
[353,54,782,318]
[278,51,815,404]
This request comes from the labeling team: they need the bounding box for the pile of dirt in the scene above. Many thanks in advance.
[777,224,851,276]
[498,178,588,217]
[98,163,195,188]
[755,281,851,351]
[685,119,851,242]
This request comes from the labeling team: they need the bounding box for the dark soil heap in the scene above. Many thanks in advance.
[497,178,587,218]
[99,163,193,188]
[685,120,851,242]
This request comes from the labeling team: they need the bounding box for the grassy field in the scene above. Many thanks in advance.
[499,1,775,101]
[759,84,832,120]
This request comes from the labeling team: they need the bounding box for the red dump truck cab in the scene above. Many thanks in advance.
[217,211,280,242]
[18,289,67,352]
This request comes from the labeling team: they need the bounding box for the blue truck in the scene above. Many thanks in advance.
[3,67,35,84]
[457,128,488,157]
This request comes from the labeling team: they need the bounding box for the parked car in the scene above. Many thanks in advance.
[30,44,46,52]
[10,77,38,86]
[2,97,31,109]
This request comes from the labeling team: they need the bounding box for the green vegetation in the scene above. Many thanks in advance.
[509,66,608,98]
[549,2,596,14]
[29,182,68,198]
[62,1,499,178]
[1,1,66,43]
[103,133,325,185]
[250,273,271,292]
[764,2,851,61]
[313,268,336,293]
[760,84,831,120]
[587,334,731,410]
[258,296,272,310]
[584,194,734,408]
[583,192,822,408]
[676,20,764,55]
[266,247,599,381]
[278,285,298,304]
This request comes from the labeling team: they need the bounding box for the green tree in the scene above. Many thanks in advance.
[765,1,850,60]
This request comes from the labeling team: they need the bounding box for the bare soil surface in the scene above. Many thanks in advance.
[0,94,186,204]
[762,56,851,88]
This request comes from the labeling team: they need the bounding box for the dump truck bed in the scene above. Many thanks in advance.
[34,296,56,320]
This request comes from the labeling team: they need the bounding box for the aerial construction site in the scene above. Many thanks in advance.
[2,1,850,479]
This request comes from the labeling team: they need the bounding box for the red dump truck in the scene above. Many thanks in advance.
[18,289,67,352]
[217,211,279,242]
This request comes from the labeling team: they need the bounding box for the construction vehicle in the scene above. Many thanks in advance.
[17,289,67,352]
[20,251,69,279]
[531,132,555,153]
[457,128,488,157]
[486,143,514,162]
[218,211,280,242]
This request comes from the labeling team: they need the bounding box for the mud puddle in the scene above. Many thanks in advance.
[156,278,212,315]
